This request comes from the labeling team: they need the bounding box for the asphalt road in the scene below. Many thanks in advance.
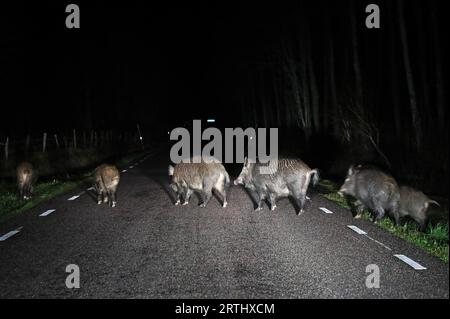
[0,151,448,299]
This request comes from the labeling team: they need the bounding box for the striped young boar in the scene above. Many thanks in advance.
[94,164,120,207]
[234,158,319,215]
[398,186,440,232]
[338,165,400,223]
[168,159,230,208]
[16,161,35,200]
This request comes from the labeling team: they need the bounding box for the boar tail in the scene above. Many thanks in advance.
[428,200,440,207]
[168,165,174,176]
[310,169,320,187]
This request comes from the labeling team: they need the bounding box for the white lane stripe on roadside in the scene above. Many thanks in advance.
[86,187,95,191]
[122,169,127,173]
[347,225,367,235]
[0,227,23,241]
[319,207,334,214]
[39,209,56,217]
[68,195,80,201]
[129,166,134,169]
[394,254,427,270]
[347,225,392,251]
[364,234,392,251]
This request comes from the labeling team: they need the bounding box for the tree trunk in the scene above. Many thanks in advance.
[398,0,422,150]
[430,3,445,135]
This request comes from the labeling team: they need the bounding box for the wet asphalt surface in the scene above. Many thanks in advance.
[0,151,448,299]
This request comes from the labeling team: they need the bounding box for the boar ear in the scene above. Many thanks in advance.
[348,165,354,176]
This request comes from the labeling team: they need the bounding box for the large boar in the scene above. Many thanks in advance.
[338,165,400,223]
[398,186,440,232]
[168,159,230,208]
[94,164,120,207]
[16,161,35,200]
[234,158,319,215]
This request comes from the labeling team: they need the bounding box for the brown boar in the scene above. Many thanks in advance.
[94,164,120,207]
[17,161,35,200]
[168,159,230,208]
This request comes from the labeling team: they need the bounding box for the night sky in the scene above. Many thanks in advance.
[1,1,448,192]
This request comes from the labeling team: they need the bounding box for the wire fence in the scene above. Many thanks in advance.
[1,127,146,162]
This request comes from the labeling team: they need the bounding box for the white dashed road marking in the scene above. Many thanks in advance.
[0,227,23,241]
[122,169,127,173]
[129,166,134,169]
[39,209,56,217]
[68,195,80,201]
[395,254,427,270]
[86,187,95,191]
[364,234,392,251]
[347,225,392,250]
[319,207,334,214]
[347,225,367,235]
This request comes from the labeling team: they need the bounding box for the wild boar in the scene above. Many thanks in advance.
[168,159,230,208]
[338,165,400,223]
[94,164,120,207]
[398,186,440,232]
[234,158,319,215]
[16,161,35,200]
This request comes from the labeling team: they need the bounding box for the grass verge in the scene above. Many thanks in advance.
[319,180,449,263]
[0,151,148,224]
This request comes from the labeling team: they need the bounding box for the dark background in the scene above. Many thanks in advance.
[0,1,448,194]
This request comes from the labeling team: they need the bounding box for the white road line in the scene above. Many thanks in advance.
[67,195,80,201]
[347,225,392,251]
[0,227,23,241]
[347,225,367,235]
[319,207,334,214]
[86,187,95,191]
[394,254,427,270]
[39,209,56,217]
[306,196,311,200]
[364,234,392,251]
[121,169,127,173]
[129,166,134,169]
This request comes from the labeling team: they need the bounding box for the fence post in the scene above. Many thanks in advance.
[42,133,47,153]
[137,124,144,150]
[73,129,77,149]
[54,134,60,148]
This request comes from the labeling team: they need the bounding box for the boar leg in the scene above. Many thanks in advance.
[289,179,307,215]
[183,188,193,205]
[372,206,386,223]
[352,200,365,219]
[199,190,212,207]
[96,182,103,204]
[268,193,277,211]
[254,191,265,211]
[414,207,428,232]
[110,190,117,208]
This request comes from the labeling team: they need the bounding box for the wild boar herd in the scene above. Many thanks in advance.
[14,155,440,232]
[169,159,440,232]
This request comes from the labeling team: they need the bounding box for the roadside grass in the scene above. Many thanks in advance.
[0,151,148,224]
[319,180,449,263]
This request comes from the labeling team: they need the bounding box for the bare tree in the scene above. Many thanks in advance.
[398,0,423,149]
